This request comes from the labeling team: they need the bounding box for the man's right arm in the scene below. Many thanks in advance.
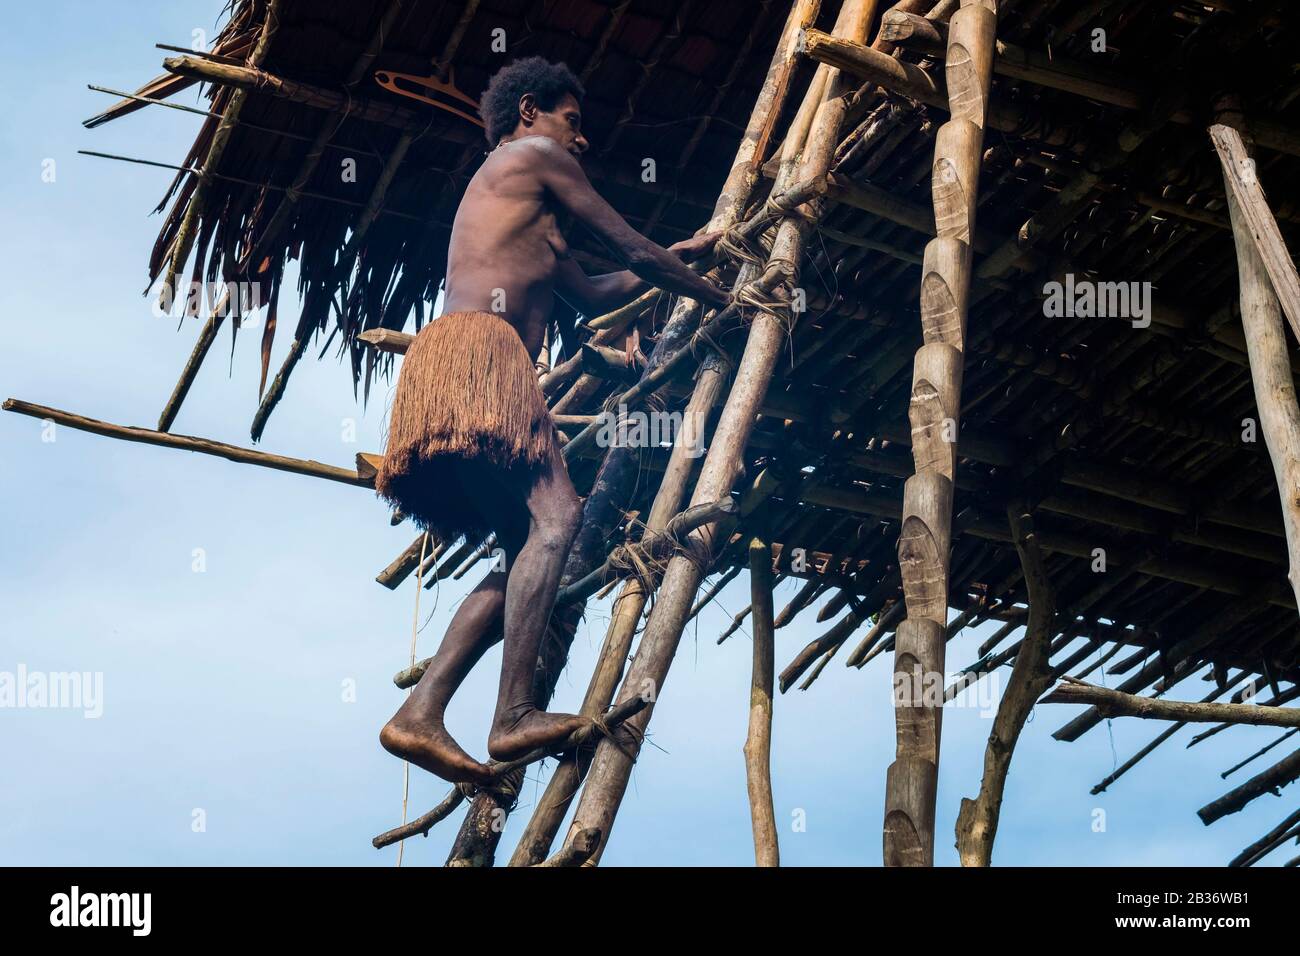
[529,139,731,309]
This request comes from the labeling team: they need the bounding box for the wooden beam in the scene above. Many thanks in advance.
[1197,747,1300,825]
[356,328,413,355]
[1042,677,1300,729]
[3,399,370,487]
[881,11,1300,157]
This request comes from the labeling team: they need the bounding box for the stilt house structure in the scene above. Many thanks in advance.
[10,0,1300,866]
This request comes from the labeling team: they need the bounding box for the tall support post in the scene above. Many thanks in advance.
[884,0,997,867]
[745,521,780,866]
[506,0,825,867]
[1212,122,1300,613]
[557,0,880,865]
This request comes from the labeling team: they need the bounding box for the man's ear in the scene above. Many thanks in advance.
[518,92,537,128]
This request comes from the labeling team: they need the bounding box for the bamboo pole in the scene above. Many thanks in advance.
[953,502,1055,866]
[504,0,825,868]
[884,0,997,869]
[1212,123,1300,612]
[557,0,879,866]
[745,526,779,866]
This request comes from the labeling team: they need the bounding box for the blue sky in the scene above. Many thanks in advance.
[0,0,1294,867]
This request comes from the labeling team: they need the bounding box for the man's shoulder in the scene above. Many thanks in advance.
[497,135,576,172]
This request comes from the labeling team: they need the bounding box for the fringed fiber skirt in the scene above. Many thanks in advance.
[375,310,554,544]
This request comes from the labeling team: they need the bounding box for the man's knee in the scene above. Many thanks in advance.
[535,495,582,551]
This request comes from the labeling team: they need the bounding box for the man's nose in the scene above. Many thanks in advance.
[573,134,589,154]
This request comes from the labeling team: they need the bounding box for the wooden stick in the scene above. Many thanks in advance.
[1041,677,1300,729]
[376,533,434,590]
[1222,728,1299,779]
[1089,673,1250,795]
[162,54,426,133]
[1197,747,1300,825]
[3,399,369,487]
[745,527,780,866]
[1228,807,1300,867]
[356,328,413,354]
[954,501,1056,867]
[372,787,465,849]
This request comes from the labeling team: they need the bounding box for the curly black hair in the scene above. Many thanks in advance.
[479,56,585,146]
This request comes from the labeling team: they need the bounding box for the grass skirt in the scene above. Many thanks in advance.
[375,310,553,543]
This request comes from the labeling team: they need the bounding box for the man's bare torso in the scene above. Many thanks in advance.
[442,138,566,357]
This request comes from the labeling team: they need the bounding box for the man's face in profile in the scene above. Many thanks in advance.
[530,92,588,158]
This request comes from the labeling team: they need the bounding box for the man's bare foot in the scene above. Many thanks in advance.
[380,717,494,786]
[488,708,588,761]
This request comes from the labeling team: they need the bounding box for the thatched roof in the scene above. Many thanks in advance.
[95,0,808,416]
[86,0,1300,860]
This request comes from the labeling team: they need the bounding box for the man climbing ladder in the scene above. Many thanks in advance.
[376,56,729,784]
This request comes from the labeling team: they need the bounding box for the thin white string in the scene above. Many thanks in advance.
[396,531,430,867]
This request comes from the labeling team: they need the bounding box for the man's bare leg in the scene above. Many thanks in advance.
[380,532,522,785]
[487,441,587,760]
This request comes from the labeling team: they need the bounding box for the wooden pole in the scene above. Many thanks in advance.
[3,399,370,487]
[1041,678,1300,729]
[1213,124,1300,340]
[745,525,780,866]
[953,502,1056,866]
[1198,748,1300,825]
[558,0,879,866]
[506,0,825,866]
[1212,123,1300,612]
[883,0,997,869]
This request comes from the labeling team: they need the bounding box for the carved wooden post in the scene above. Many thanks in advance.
[884,0,997,868]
